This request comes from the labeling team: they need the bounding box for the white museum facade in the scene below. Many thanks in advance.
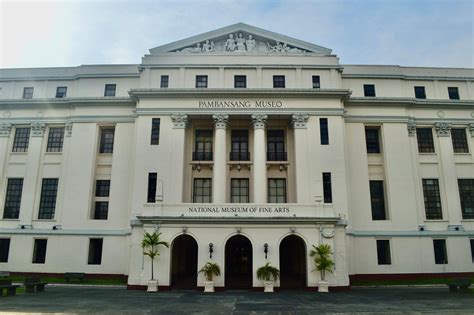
[0,23,473,290]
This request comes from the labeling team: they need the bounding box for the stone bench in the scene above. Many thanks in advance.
[0,279,19,297]
[24,277,47,293]
[448,279,471,292]
[64,272,85,283]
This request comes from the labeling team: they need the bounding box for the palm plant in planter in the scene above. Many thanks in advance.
[141,231,169,292]
[199,262,221,292]
[310,244,335,293]
[256,262,280,292]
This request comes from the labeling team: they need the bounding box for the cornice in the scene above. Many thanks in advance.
[341,73,474,82]
[0,228,132,236]
[136,216,342,225]
[135,108,345,116]
[0,97,135,109]
[347,230,474,237]
[138,64,343,70]
[0,73,140,82]
[346,97,474,108]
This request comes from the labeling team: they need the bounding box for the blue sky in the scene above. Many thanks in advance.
[0,0,472,68]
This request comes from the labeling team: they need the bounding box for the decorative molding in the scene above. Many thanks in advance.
[251,114,267,129]
[470,123,474,137]
[347,229,474,237]
[345,97,474,109]
[31,122,46,137]
[136,108,344,117]
[136,216,341,225]
[291,113,309,129]
[0,228,132,236]
[0,122,12,137]
[407,120,417,137]
[65,121,73,137]
[212,114,229,129]
[435,122,452,137]
[171,113,188,129]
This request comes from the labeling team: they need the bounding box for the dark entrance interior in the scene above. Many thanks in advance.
[279,235,307,289]
[225,235,253,289]
[171,234,198,289]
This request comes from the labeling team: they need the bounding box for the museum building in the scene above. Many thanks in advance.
[0,23,473,290]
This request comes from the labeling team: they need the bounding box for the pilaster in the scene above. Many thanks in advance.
[212,114,229,203]
[292,113,311,203]
[169,114,188,203]
[251,114,267,203]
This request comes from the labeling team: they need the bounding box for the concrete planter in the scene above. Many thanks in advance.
[318,280,329,293]
[263,281,275,292]
[204,281,215,292]
[147,279,158,292]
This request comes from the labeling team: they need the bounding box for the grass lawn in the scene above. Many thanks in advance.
[352,277,474,287]
[9,276,126,286]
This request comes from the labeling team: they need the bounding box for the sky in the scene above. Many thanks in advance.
[0,0,473,69]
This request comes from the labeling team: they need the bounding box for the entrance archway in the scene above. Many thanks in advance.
[171,234,198,289]
[279,235,307,289]
[225,235,253,289]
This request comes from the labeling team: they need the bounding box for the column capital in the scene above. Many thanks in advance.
[171,113,188,129]
[251,114,267,129]
[212,114,229,129]
[65,121,73,137]
[435,122,451,137]
[0,123,12,137]
[407,120,416,137]
[469,123,474,137]
[291,113,309,129]
[31,122,46,137]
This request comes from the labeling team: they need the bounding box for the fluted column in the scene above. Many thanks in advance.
[252,114,267,203]
[212,114,229,203]
[292,113,311,203]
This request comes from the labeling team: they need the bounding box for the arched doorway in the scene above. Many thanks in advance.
[171,234,198,289]
[225,235,253,289]
[279,235,307,289]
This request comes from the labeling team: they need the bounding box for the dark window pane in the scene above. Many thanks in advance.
[38,178,59,220]
[433,239,448,264]
[94,202,108,220]
[377,240,391,265]
[273,75,285,88]
[46,127,65,152]
[267,130,286,161]
[99,128,115,153]
[104,84,116,96]
[364,84,376,97]
[370,180,386,220]
[148,173,157,203]
[160,75,169,88]
[448,87,459,100]
[231,178,249,203]
[451,128,468,153]
[55,86,67,98]
[471,239,474,263]
[151,118,160,145]
[422,179,443,220]
[234,75,247,88]
[12,127,30,152]
[95,180,110,197]
[193,178,212,203]
[193,130,213,161]
[23,87,34,99]
[32,239,47,264]
[88,238,103,265]
[323,173,332,203]
[416,128,435,153]
[3,178,23,219]
[196,75,208,88]
[458,179,474,220]
[0,239,10,263]
[414,86,426,99]
[230,130,249,161]
[365,127,380,153]
[320,118,329,145]
[268,178,287,203]
[312,76,321,88]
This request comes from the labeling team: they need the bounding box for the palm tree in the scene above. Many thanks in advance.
[141,232,169,280]
[309,244,335,281]
[256,263,280,281]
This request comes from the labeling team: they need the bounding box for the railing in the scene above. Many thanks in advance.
[192,151,213,161]
[229,151,250,161]
[267,151,287,161]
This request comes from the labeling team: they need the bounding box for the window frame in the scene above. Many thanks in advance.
[12,127,30,153]
[32,238,47,264]
[230,178,249,203]
[230,130,249,161]
[150,118,160,145]
[192,178,212,203]
[88,238,103,265]
[93,180,110,220]
[3,178,24,219]
[195,75,208,88]
[273,75,285,88]
[363,84,376,97]
[55,86,67,98]
[99,127,115,154]
[322,172,332,203]
[267,178,287,203]
[267,129,286,161]
[320,118,329,145]
[370,180,387,220]
[104,84,116,97]
[458,179,474,220]
[365,127,381,154]
[38,178,59,220]
[433,239,448,264]
[414,86,426,99]
[46,127,65,153]
[448,87,459,100]
[376,239,392,265]
[0,238,11,263]
[234,75,247,88]
[193,129,213,161]
[22,87,34,99]
[422,179,443,220]
[312,75,321,88]
[160,75,169,88]
[147,173,157,203]
[416,128,435,153]
[451,128,469,153]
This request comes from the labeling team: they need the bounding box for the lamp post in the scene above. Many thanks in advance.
[209,243,214,259]
[264,243,268,259]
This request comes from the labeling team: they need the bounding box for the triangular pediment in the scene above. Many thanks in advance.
[149,23,332,55]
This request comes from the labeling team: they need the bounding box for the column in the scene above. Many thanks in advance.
[212,114,228,203]
[292,113,311,203]
[251,114,267,203]
[169,114,188,203]
[0,123,12,181]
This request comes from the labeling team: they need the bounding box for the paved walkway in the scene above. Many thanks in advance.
[0,286,473,314]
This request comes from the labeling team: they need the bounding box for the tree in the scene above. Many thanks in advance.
[141,232,169,280]
[309,244,335,281]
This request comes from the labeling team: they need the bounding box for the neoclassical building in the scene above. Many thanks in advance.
[0,23,473,290]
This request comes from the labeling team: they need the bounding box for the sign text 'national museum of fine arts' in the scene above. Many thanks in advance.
[198,100,283,108]
[188,206,290,214]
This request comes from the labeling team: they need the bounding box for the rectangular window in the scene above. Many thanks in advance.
[192,178,212,203]
[93,180,110,220]
[416,128,435,153]
[370,180,386,220]
[230,130,249,161]
[88,238,103,265]
[320,118,329,145]
[422,179,443,220]
[0,239,10,263]
[268,178,287,203]
[32,239,47,264]
[267,130,286,161]
[414,86,426,99]
[23,87,34,99]
[323,172,332,203]
[312,75,321,88]
[46,127,65,152]
[104,84,116,97]
[147,173,157,203]
[234,75,247,88]
[458,179,474,220]
[433,239,448,264]
[3,178,23,219]
[448,87,459,100]
[231,178,249,203]
[55,86,67,98]
[471,239,474,263]
[193,130,213,161]
[195,75,208,88]
[376,240,391,265]
[160,75,169,88]
[38,178,59,220]
[12,127,30,152]
[364,84,376,97]
[150,118,160,145]
[365,127,381,153]
[95,180,110,197]
[94,202,109,220]
[273,75,285,88]
[99,127,115,154]
[451,128,469,153]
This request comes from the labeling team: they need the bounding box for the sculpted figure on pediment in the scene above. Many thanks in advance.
[245,35,256,51]
[225,33,236,51]
[236,33,246,51]
[202,40,214,52]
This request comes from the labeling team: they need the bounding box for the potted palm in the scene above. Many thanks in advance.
[256,262,280,292]
[310,244,335,293]
[141,231,169,292]
[199,262,221,292]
